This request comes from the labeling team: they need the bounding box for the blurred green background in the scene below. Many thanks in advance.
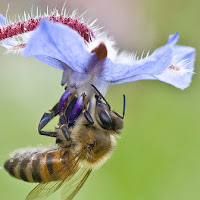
[1,0,200,200]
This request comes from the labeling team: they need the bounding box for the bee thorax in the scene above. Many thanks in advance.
[85,132,116,168]
[70,116,117,169]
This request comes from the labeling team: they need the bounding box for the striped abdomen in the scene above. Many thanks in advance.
[4,147,73,183]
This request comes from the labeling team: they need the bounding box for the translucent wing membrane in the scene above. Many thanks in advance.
[26,145,89,200]
[61,167,92,200]
[26,180,65,200]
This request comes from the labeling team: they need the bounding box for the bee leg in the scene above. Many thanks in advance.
[83,110,94,124]
[39,130,57,137]
[59,115,70,141]
[38,102,59,137]
[82,101,94,124]
[59,96,78,141]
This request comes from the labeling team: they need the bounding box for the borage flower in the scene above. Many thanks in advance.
[0,9,196,123]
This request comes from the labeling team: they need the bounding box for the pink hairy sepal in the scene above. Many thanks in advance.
[0,15,95,42]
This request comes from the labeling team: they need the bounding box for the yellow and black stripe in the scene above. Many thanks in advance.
[4,148,71,183]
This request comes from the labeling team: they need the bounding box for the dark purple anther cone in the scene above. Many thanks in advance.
[59,89,71,113]
[68,97,83,124]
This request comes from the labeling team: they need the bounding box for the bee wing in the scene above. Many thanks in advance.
[61,166,92,200]
[26,180,65,200]
[25,145,88,200]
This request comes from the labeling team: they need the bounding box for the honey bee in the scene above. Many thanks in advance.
[4,85,125,200]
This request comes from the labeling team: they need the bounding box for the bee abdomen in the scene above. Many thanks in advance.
[4,150,38,182]
[4,148,71,183]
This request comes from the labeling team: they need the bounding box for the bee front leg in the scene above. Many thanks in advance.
[83,110,94,124]
[59,115,71,141]
[38,102,59,138]
[82,101,94,125]
[59,96,78,141]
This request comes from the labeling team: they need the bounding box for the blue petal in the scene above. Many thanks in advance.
[100,33,179,82]
[154,45,196,90]
[110,74,155,84]
[111,45,196,90]
[34,55,66,70]
[22,20,97,73]
[101,32,195,90]
[0,14,6,26]
[0,14,13,46]
[167,32,179,45]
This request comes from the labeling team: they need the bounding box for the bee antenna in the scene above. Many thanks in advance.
[114,94,126,119]
[91,84,111,110]
[122,94,126,118]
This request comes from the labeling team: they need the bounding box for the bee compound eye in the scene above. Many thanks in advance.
[98,110,112,130]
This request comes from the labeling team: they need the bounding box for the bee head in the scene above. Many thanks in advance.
[91,85,125,132]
